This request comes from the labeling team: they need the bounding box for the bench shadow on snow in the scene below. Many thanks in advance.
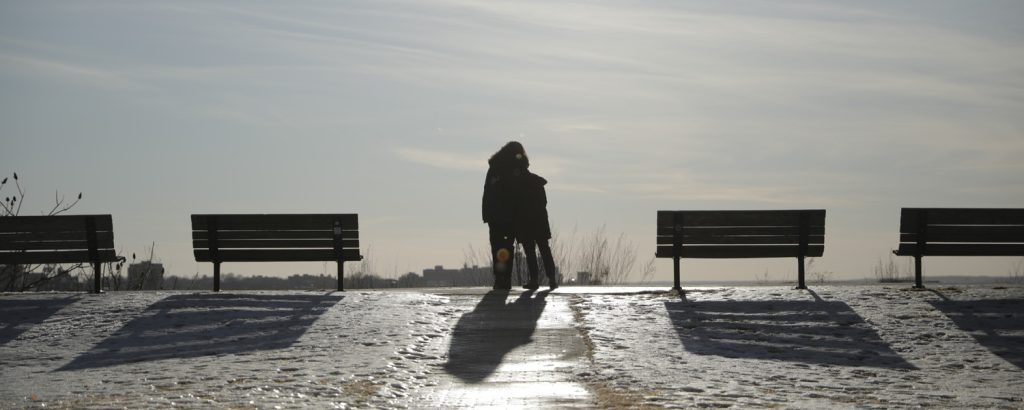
[929,296,1024,370]
[665,295,915,369]
[58,293,342,371]
[0,296,81,346]
[444,290,549,383]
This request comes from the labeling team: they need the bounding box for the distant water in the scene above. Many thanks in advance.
[624,276,1023,287]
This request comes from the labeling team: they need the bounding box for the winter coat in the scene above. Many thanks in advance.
[482,155,521,232]
[511,170,552,241]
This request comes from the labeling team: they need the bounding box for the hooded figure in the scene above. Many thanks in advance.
[509,166,557,290]
[512,170,551,242]
[482,142,527,290]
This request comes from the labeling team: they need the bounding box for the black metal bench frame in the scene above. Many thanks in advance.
[657,210,826,290]
[191,214,362,292]
[0,215,119,293]
[894,208,1024,289]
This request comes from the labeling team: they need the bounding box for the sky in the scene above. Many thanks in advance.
[1,0,1023,283]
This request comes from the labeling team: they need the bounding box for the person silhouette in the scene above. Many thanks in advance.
[482,142,526,290]
[508,162,558,290]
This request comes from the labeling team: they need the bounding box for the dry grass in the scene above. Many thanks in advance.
[589,382,664,409]
[342,379,381,401]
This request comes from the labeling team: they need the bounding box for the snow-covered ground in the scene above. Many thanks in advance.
[1,284,1022,408]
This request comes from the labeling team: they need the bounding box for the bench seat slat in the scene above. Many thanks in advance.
[895,244,1024,257]
[900,231,1024,244]
[0,249,118,264]
[0,231,115,243]
[191,214,358,231]
[192,230,357,240]
[899,225,1024,237]
[656,226,825,236]
[0,215,114,233]
[655,245,824,259]
[0,239,116,251]
[193,239,359,249]
[194,249,362,262]
[656,235,824,245]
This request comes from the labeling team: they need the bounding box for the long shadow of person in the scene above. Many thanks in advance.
[444,290,549,383]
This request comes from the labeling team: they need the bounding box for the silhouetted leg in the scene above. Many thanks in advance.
[537,240,557,285]
[489,225,514,289]
[521,239,540,286]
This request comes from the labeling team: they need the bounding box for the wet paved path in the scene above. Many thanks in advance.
[411,289,594,408]
[4,286,1023,408]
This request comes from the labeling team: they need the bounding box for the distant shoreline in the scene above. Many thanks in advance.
[624,276,1024,287]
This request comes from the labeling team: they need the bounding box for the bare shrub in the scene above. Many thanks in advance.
[806,258,833,284]
[874,254,911,283]
[1010,258,1024,283]
[0,172,124,291]
[467,224,652,286]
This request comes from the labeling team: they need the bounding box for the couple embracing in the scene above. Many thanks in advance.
[482,141,558,291]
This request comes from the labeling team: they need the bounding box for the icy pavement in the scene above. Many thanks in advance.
[1,285,1022,408]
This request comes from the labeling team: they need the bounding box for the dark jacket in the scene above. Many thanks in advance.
[482,155,521,231]
[511,170,552,241]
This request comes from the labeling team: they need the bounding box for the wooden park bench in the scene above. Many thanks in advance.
[0,215,120,293]
[894,208,1024,288]
[191,214,362,292]
[656,210,826,290]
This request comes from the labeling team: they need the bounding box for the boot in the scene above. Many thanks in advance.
[547,276,558,290]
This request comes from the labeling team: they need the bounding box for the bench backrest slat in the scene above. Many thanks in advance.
[0,215,114,233]
[897,208,1024,257]
[657,209,825,228]
[191,214,358,231]
[0,215,118,264]
[192,230,357,240]
[899,208,1024,231]
[900,226,1024,244]
[655,225,826,237]
[655,244,824,259]
[656,210,826,259]
[1,249,118,265]
[194,249,362,263]
[191,214,361,263]
[192,239,360,249]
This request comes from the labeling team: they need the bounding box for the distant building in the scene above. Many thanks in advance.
[128,262,164,290]
[422,265,491,287]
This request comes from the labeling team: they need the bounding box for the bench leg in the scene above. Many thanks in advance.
[214,262,221,292]
[672,256,682,291]
[93,262,102,294]
[914,256,924,289]
[796,256,807,290]
[337,260,345,292]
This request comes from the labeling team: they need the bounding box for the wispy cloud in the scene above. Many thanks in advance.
[0,53,139,89]
[394,147,486,172]
[2,1,1022,279]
